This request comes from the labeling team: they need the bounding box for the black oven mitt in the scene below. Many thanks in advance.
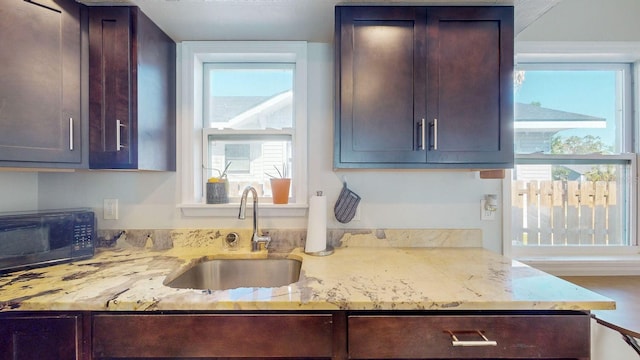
[334,182,361,223]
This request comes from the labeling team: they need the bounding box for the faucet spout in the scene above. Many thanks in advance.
[238,186,271,251]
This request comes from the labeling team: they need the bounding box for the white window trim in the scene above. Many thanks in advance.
[177,41,308,217]
[505,41,640,275]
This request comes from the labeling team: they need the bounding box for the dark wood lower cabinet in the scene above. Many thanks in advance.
[348,313,590,359]
[0,313,83,360]
[0,310,591,359]
[92,313,334,359]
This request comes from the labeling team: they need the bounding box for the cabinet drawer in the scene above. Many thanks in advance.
[348,314,590,359]
[93,313,333,358]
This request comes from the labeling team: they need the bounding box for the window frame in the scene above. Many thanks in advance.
[178,41,308,217]
[505,41,640,274]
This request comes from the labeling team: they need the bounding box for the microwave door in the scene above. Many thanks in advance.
[0,222,49,258]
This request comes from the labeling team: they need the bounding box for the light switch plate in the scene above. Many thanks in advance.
[104,198,119,220]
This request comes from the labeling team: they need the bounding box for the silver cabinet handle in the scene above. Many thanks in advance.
[116,119,125,151]
[447,330,497,347]
[69,117,74,151]
[432,118,438,150]
[421,118,426,150]
[416,118,426,150]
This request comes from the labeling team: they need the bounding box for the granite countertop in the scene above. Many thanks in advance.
[0,230,615,312]
[562,276,640,338]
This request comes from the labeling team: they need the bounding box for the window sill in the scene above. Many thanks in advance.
[516,254,640,276]
[178,203,308,217]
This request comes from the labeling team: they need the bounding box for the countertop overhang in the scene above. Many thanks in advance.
[0,246,615,312]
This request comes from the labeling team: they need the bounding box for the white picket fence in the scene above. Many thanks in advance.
[512,180,620,246]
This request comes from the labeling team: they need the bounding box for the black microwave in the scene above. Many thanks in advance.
[0,209,95,273]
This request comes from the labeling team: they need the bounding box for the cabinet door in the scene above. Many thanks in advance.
[92,313,333,358]
[0,315,80,360]
[0,0,81,164]
[426,7,514,165]
[88,7,134,168]
[335,6,427,166]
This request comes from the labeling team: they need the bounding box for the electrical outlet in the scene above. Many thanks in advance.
[480,200,496,221]
[104,199,119,220]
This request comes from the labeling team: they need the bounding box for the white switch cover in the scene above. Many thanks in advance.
[104,199,119,220]
[480,200,496,221]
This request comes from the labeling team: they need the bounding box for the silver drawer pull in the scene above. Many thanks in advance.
[447,330,497,347]
[116,119,126,151]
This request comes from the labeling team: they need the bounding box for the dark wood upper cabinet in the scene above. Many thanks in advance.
[426,7,514,165]
[335,7,427,165]
[0,0,83,166]
[334,6,514,169]
[89,6,176,171]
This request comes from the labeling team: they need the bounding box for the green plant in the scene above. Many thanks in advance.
[207,161,231,181]
[265,164,289,179]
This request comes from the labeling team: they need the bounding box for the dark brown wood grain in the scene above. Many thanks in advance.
[0,310,591,359]
[0,313,82,360]
[88,7,176,171]
[92,313,334,358]
[426,7,514,166]
[348,313,590,359]
[334,6,514,169]
[336,6,427,165]
[0,0,82,165]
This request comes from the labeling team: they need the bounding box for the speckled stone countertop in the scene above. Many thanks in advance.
[0,229,615,312]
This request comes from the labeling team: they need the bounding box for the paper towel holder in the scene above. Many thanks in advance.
[305,190,334,256]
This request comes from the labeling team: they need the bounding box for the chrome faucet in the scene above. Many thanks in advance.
[238,186,271,251]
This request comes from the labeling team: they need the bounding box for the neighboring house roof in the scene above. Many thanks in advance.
[210,96,271,123]
[208,91,293,129]
[514,102,606,131]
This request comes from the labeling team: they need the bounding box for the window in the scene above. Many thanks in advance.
[203,63,295,201]
[510,43,638,263]
[179,42,308,216]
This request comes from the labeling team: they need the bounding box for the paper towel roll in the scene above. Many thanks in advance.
[305,191,327,253]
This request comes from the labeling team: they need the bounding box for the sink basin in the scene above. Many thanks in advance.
[165,258,302,290]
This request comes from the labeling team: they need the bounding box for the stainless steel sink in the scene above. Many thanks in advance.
[164,258,302,290]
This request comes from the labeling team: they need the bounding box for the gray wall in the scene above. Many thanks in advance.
[0,172,38,212]
[0,0,636,256]
[36,43,504,251]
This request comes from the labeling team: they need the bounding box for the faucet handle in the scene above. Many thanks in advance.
[253,233,271,251]
[261,234,272,248]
